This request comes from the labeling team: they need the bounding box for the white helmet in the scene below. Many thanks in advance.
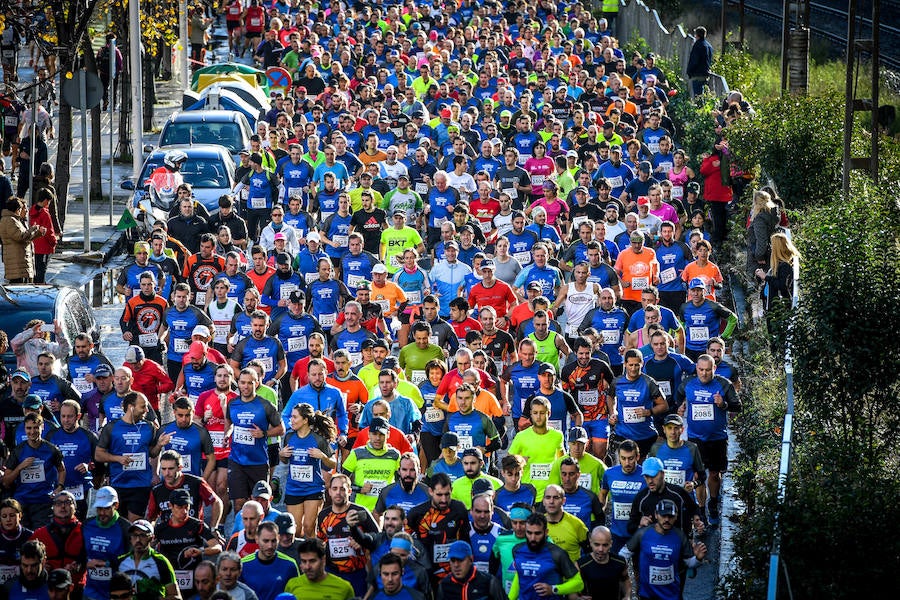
[163,150,188,170]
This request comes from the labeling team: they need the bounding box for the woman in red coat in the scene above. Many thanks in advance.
[29,166,58,284]
[699,141,734,247]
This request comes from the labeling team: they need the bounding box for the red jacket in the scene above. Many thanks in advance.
[699,154,733,203]
[29,205,57,254]
[131,358,175,410]
[31,518,86,585]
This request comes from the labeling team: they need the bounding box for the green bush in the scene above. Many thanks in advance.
[713,46,763,103]
[725,96,843,209]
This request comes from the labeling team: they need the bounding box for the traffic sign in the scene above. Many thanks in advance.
[266,67,292,94]
[61,71,103,109]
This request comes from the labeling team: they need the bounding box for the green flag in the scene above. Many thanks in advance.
[116,209,138,231]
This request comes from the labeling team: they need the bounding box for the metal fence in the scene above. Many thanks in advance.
[616,0,730,97]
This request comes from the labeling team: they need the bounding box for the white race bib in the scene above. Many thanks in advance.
[529,463,551,481]
[631,276,649,290]
[280,284,298,301]
[333,235,349,247]
[622,406,645,423]
[602,329,620,345]
[607,176,623,189]
[287,336,308,352]
[305,272,319,284]
[457,435,474,450]
[658,381,672,397]
[375,299,390,313]
[613,501,632,521]
[548,419,563,432]
[365,479,388,496]
[503,187,518,200]
[195,291,207,306]
[433,543,452,563]
[66,485,85,500]
[181,455,192,472]
[578,389,598,406]
[424,407,444,423]
[123,453,147,471]
[411,370,427,385]
[578,473,592,490]
[664,469,686,486]
[513,251,531,264]
[671,186,684,199]
[214,324,230,344]
[317,313,337,330]
[291,464,314,482]
[20,463,45,483]
[330,537,353,558]
[689,326,710,342]
[249,17,262,26]
[415,182,428,195]
[660,267,677,284]
[174,337,191,354]
[258,356,274,373]
[139,333,159,347]
[233,426,255,445]
[175,570,194,589]
[210,430,225,448]
[73,378,93,394]
[649,565,675,586]
[88,566,111,581]
[406,290,422,304]
[692,403,715,421]
[346,274,364,289]
[250,197,267,209]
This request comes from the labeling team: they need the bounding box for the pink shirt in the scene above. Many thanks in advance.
[650,202,679,223]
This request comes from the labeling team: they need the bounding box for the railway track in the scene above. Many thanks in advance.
[729,0,900,71]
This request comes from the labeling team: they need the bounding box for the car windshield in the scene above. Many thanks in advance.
[160,122,244,152]
[141,158,230,188]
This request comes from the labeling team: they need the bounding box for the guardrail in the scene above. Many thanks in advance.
[616,0,730,97]
[767,229,800,600]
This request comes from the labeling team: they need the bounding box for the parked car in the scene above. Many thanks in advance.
[122,144,237,223]
[0,284,100,372]
[156,110,253,163]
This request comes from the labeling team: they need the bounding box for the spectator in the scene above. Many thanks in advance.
[29,177,57,284]
[687,27,715,96]
[746,189,781,276]
[0,197,45,283]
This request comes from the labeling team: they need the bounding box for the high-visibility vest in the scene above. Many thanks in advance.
[602,0,620,13]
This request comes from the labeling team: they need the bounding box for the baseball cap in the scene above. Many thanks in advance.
[239,148,251,156]
[94,486,119,508]
[642,457,665,477]
[602,121,614,129]
[48,569,73,589]
[471,478,494,497]
[253,480,273,499]
[274,512,297,535]
[689,277,707,290]
[444,240,459,250]
[393,209,407,217]
[509,506,532,521]
[537,363,556,375]
[664,413,685,427]
[687,181,701,193]
[369,416,390,435]
[134,241,150,254]
[124,346,145,363]
[382,356,399,370]
[566,150,579,159]
[288,290,305,303]
[94,364,113,378]
[440,109,451,119]
[357,280,372,291]
[10,369,30,382]
[295,85,307,93]
[170,488,193,506]
[411,110,425,119]
[637,196,650,206]
[480,259,496,270]
[491,137,503,146]
[656,498,678,517]
[567,426,589,443]
[606,203,620,211]
[448,540,473,560]
[372,263,388,274]
[527,281,543,292]
[638,161,652,172]
[461,447,483,461]
[23,394,42,410]
[397,173,410,181]
[250,152,263,165]
[186,341,208,360]
[441,432,459,448]
[500,110,512,118]
[130,519,154,535]
[306,231,321,243]
[192,325,211,338]
[576,186,589,194]
[274,232,286,241]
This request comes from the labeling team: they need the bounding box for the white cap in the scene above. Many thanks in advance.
[372,263,388,274]
[306,232,321,243]
[192,325,211,338]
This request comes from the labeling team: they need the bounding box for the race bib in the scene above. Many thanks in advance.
[287,336,308,352]
[305,272,319,284]
[424,407,444,423]
[689,327,710,342]
[406,290,422,304]
[3,115,16,125]
[692,403,715,421]
[349,352,362,365]
[139,333,159,347]
[210,430,225,448]
[73,378,93,394]
[428,335,439,347]
[375,299,390,313]
[66,485,85,500]
[548,419,563,432]
[433,216,448,228]
[658,381,672,397]
[319,313,336,328]
[123,453,147,471]
[88,567,111,581]
[529,463,551,480]
[578,389,598,406]
[613,501,632,521]
[346,274,364,289]
[365,479,388,496]
[664,469,686,486]
[622,406,645,423]
[503,187,518,200]
[233,426,255,445]
[671,186,684,199]
[249,17,262,26]
[410,370,427,385]
[513,251,531,264]
[531,174,545,186]
[330,537,353,558]
[250,196,268,209]
[433,543,452,563]
[333,235,349,246]
[175,570,194,589]
[20,463,45,483]
[478,219,492,233]
[214,324,229,343]
[631,276,649,290]
[660,267,677,284]
[578,473,592,490]
[0,565,17,583]
[415,182,428,195]
[280,284,298,301]
[195,291,207,306]
[457,435,474,450]
[174,337,191,354]
[286,187,302,200]
[602,329,619,345]
[291,464,314,482]
[258,356,274,373]
[181,455,192,472]
[649,565,675,586]
[607,176,623,189]
[572,215,588,230]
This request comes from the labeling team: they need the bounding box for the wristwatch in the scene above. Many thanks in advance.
[551,585,559,595]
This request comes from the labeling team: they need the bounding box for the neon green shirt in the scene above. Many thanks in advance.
[284,573,355,600]
[450,473,503,509]
[342,444,401,511]
[549,453,606,496]
[380,226,423,273]
[507,427,565,500]
[398,344,445,384]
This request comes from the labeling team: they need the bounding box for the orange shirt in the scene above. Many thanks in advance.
[614,247,660,302]
[371,281,408,318]
[327,373,369,439]
[682,260,724,301]
[447,388,504,417]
